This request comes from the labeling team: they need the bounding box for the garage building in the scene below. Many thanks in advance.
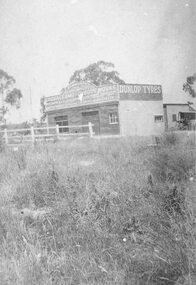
[45,82,164,136]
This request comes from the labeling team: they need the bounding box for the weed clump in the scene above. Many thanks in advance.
[161,132,179,146]
[150,147,195,183]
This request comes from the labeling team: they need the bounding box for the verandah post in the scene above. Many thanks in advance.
[4,128,8,144]
[88,122,93,137]
[46,114,49,134]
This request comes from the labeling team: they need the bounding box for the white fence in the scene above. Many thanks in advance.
[0,122,94,145]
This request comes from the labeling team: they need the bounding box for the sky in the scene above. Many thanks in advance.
[0,0,195,122]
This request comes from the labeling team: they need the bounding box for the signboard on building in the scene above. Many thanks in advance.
[119,84,162,100]
[45,82,163,112]
[45,82,119,112]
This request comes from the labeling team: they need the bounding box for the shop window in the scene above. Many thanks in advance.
[154,115,163,123]
[109,113,118,124]
[172,114,177,122]
[55,115,69,133]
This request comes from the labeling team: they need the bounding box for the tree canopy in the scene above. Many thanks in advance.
[69,60,125,86]
[0,69,23,115]
[5,88,22,107]
[183,73,196,97]
[0,69,15,91]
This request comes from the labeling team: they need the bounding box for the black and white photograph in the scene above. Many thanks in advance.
[0,0,195,284]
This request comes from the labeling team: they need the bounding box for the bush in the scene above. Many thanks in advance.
[161,132,178,146]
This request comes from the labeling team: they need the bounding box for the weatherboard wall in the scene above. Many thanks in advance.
[47,102,120,135]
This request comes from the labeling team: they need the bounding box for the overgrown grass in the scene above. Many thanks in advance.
[0,134,195,285]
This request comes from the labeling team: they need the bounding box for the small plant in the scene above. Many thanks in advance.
[161,131,178,146]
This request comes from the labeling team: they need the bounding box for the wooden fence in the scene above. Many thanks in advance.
[0,122,94,146]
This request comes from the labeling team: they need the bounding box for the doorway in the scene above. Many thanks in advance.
[82,111,100,135]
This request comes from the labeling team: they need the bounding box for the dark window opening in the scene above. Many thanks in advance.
[178,112,196,130]
[172,114,177,122]
[55,115,69,133]
[154,115,163,122]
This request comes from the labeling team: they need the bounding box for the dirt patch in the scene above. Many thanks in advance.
[78,160,95,166]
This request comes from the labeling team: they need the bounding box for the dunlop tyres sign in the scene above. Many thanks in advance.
[45,83,163,111]
[119,84,162,100]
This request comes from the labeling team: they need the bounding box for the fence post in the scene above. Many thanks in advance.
[4,128,8,144]
[31,126,35,143]
[56,124,59,139]
[88,122,93,137]
[46,114,49,134]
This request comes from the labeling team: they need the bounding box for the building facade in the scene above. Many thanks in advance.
[163,103,196,130]
[45,82,164,136]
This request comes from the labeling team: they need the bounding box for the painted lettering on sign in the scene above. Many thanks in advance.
[119,84,162,94]
[45,83,163,112]
[45,83,119,112]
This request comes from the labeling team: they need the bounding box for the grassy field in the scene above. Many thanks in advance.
[0,133,195,285]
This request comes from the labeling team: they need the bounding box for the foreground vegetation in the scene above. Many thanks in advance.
[0,133,195,285]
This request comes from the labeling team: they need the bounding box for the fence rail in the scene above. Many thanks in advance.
[0,122,94,145]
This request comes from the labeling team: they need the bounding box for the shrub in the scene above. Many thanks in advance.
[161,132,179,146]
